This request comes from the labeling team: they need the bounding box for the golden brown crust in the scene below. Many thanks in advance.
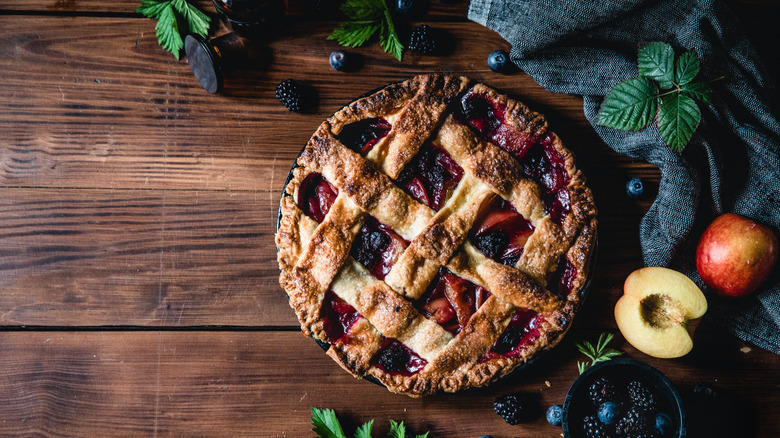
[275,74,597,396]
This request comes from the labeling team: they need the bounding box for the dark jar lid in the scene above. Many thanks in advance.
[184,33,245,94]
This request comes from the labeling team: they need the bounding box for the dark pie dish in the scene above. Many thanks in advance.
[275,74,598,396]
[563,358,686,438]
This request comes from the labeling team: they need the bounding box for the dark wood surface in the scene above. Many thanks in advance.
[1,1,778,437]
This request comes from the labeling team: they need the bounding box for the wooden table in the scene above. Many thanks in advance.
[1,1,778,436]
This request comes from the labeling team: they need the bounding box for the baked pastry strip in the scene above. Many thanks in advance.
[299,128,434,240]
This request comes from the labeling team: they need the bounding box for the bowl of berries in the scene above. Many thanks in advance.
[563,358,685,438]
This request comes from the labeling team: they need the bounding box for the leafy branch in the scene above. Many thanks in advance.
[597,41,722,152]
[136,0,211,59]
[327,0,404,61]
[312,407,429,438]
[576,332,623,375]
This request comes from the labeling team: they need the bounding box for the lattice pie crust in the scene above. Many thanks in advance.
[276,75,597,396]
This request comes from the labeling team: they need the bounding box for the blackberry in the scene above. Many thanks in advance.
[588,377,617,405]
[408,24,437,55]
[582,415,606,438]
[628,380,657,411]
[493,392,539,424]
[395,0,414,14]
[374,343,407,371]
[616,407,650,436]
[275,79,304,112]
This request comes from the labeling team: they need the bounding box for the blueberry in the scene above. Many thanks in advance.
[546,404,563,426]
[626,177,644,198]
[487,50,510,73]
[597,401,619,425]
[655,412,674,436]
[693,382,717,397]
[395,0,414,14]
[329,50,349,71]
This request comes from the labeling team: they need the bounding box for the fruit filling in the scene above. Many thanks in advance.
[370,337,428,376]
[484,308,543,359]
[455,92,572,225]
[336,117,391,155]
[470,197,534,266]
[350,215,409,280]
[416,268,492,334]
[297,172,339,223]
[518,134,571,225]
[546,255,578,298]
[396,143,464,210]
[455,92,538,160]
[321,290,363,344]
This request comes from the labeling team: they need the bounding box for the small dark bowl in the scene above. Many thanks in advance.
[563,358,686,438]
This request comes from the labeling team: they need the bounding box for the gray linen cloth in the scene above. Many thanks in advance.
[468,0,780,353]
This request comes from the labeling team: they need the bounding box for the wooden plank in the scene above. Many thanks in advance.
[0,16,642,193]
[0,187,296,327]
[0,330,777,437]
[0,183,654,328]
[0,0,469,19]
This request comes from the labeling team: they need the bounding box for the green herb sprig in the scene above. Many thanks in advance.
[327,0,404,61]
[576,332,623,375]
[136,0,211,59]
[597,42,722,152]
[312,407,429,438]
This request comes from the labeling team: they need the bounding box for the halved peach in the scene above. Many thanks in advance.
[615,267,708,358]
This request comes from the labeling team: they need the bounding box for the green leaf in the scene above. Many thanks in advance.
[136,0,169,19]
[340,0,384,20]
[327,21,380,47]
[597,77,659,130]
[415,433,430,438]
[681,81,713,105]
[155,4,184,59]
[577,361,588,375]
[388,420,405,438]
[638,42,675,88]
[173,0,211,36]
[311,407,348,438]
[355,420,374,438]
[657,92,701,152]
[675,50,700,86]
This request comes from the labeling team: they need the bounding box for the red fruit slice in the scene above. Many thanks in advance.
[482,308,542,360]
[396,144,464,210]
[321,290,362,344]
[297,172,338,223]
[417,268,492,335]
[470,197,534,266]
[336,117,391,155]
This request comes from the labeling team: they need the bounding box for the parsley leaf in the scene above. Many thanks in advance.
[576,332,623,374]
[597,41,721,152]
[311,407,348,438]
[136,0,211,59]
[328,0,404,61]
[388,420,406,438]
[354,420,374,438]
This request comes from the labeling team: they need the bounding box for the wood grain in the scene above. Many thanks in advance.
[0,16,635,192]
[0,330,776,437]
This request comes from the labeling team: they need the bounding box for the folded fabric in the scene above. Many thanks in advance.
[468,0,780,353]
